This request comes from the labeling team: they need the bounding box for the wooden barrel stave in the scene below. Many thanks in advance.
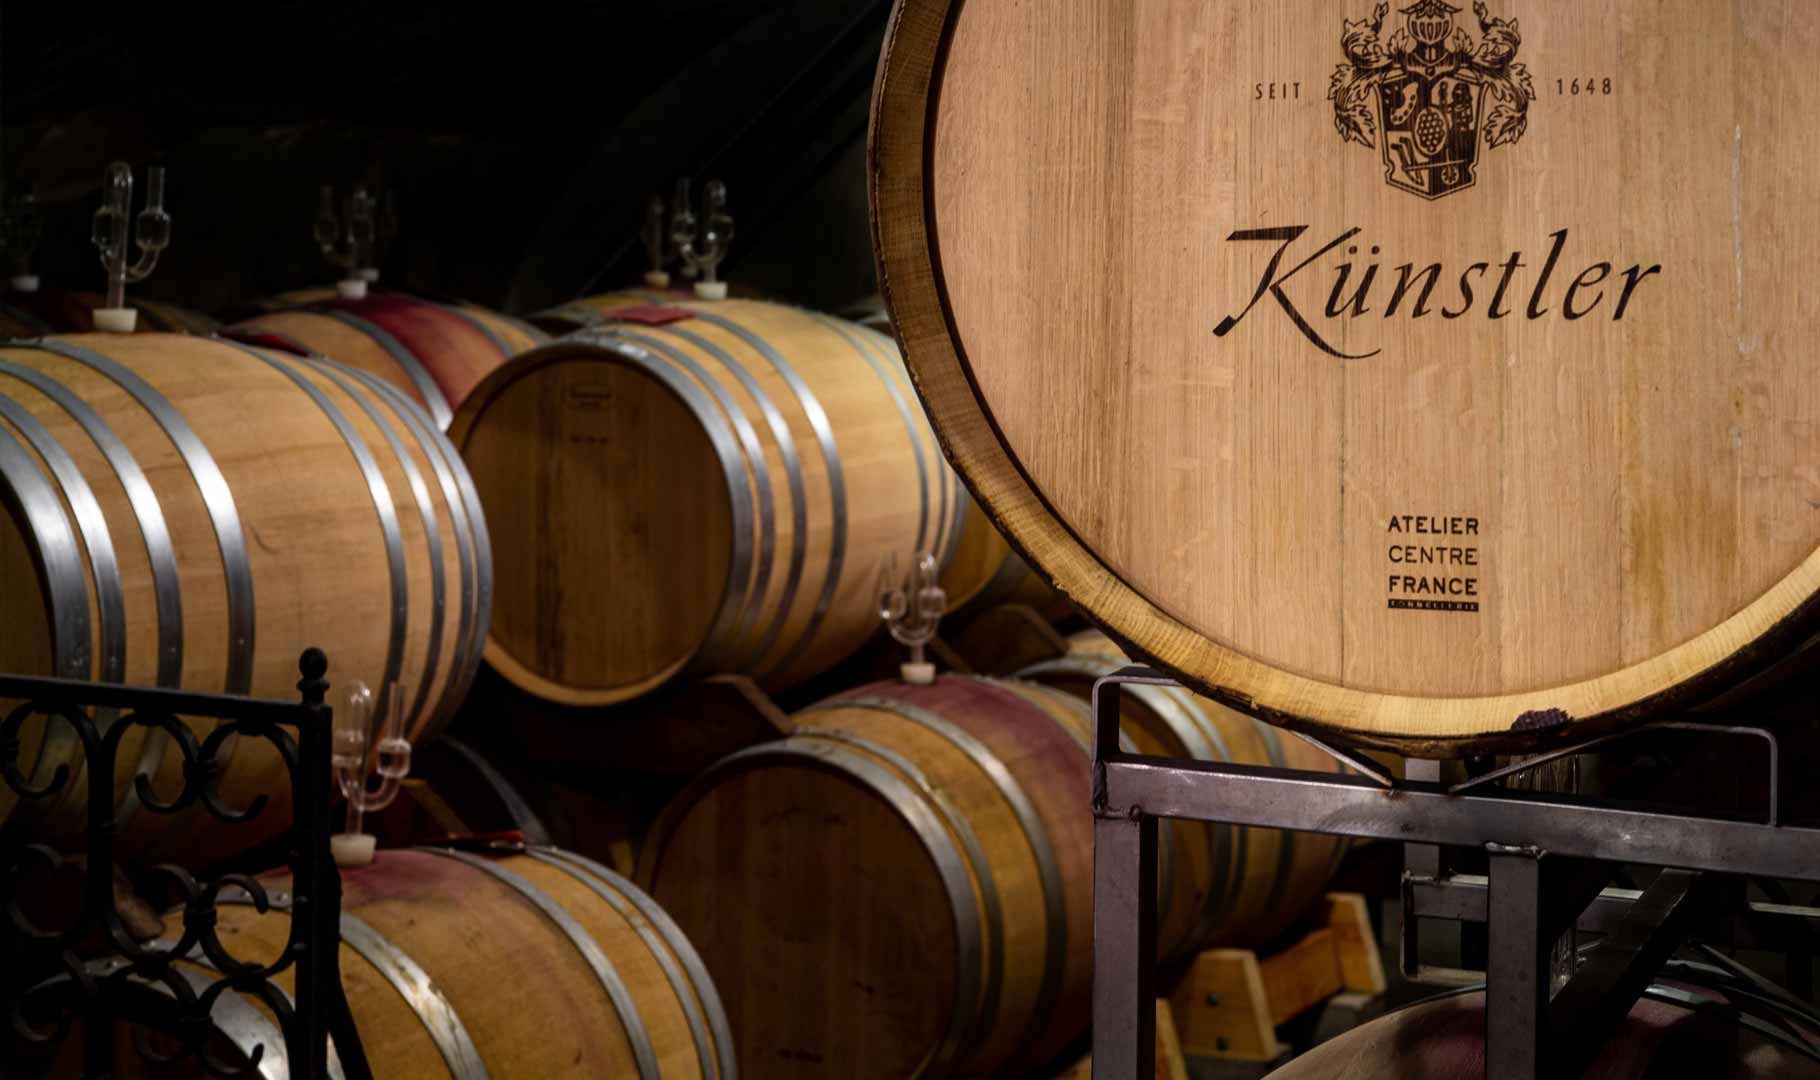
[450,296,959,706]
[638,674,1094,1079]
[0,334,487,861]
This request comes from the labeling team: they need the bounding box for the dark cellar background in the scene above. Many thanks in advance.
[0,0,889,316]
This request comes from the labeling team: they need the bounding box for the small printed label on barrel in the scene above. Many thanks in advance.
[566,384,615,446]
[1386,514,1479,612]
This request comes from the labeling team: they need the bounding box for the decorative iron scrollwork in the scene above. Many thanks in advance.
[1,648,370,1079]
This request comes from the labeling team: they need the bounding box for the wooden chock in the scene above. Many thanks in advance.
[1168,948,1284,1062]
[1167,892,1385,1061]
[1325,891,1389,995]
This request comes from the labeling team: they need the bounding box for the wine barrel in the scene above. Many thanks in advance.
[636,675,1099,1079]
[448,296,963,706]
[89,847,735,1079]
[870,1,1820,753]
[833,295,1066,620]
[1262,985,1820,1079]
[1021,630,1347,959]
[0,333,489,861]
[533,288,771,334]
[941,499,1070,619]
[227,292,547,430]
[0,290,220,336]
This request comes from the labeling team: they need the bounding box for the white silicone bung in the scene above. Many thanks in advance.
[10,274,39,293]
[643,271,672,289]
[899,661,938,686]
[357,267,381,282]
[693,280,729,300]
[331,833,377,867]
[92,308,138,333]
[336,278,369,300]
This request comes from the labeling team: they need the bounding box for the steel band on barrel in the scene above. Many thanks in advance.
[808,312,936,557]
[22,340,255,696]
[529,847,739,1080]
[0,422,90,803]
[632,302,847,682]
[572,333,755,684]
[607,328,778,670]
[328,365,488,731]
[527,848,724,1080]
[808,694,1070,1059]
[317,308,453,430]
[217,339,410,728]
[294,355,448,735]
[641,321,808,672]
[0,357,186,828]
[339,911,489,1080]
[792,725,1005,1065]
[420,848,661,1080]
[640,740,985,1079]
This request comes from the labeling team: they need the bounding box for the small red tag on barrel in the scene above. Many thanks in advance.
[601,303,695,326]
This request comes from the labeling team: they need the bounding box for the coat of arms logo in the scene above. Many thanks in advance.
[1329,1,1536,199]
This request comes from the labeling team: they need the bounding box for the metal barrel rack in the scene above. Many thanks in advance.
[1088,667,1820,1080]
[1,649,372,1079]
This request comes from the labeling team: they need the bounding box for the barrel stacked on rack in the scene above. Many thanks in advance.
[0,262,1358,1079]
[1021,630,1350,957]
[78,846,735,1079]
[450,294,964,705]
[636,663,1350,1079]
[0,332,489,860]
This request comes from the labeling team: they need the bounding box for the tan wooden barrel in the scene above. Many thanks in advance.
[871,0,1820,753]
[0,333,490,861]
[941,499,1071,619]
[0,290,220,336]
[636,675,1097,1080]
[101,847,735,1079]
[1261,986,1820,1079]
[532,287,772,333]
[1021,630,1347,959]
[227,291,547,430]
[834,296,1068,620]
[448,296,963,707]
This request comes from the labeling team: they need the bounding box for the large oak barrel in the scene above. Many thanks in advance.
[86,847,735,1079]
[870,1,1820,753]
[0,290,220,336]
[227,292,546,430]
[636,675,1096,1079]
[1021,630,1347,959]
[448,296,962,706]
[0,333,489,861]
[1262,986,1820,1079]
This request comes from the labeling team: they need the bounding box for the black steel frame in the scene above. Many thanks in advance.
[1,648,371,1080]
[1088,666,1820,1080]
